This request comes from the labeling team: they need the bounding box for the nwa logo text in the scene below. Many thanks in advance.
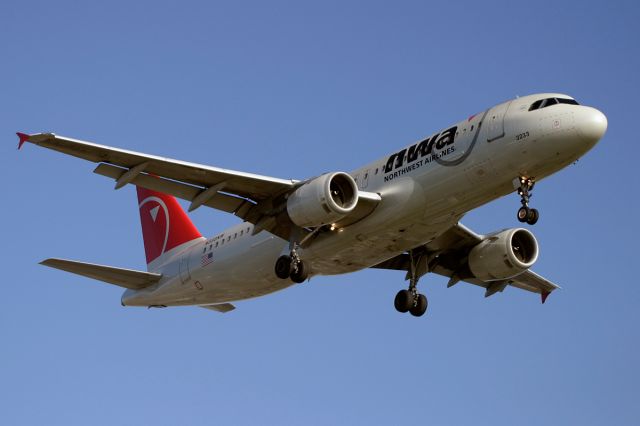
[384,126,457,175]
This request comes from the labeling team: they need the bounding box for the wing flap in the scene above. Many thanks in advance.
[40,258,162,290]
[94,163,250,215]
[508,270,560,294]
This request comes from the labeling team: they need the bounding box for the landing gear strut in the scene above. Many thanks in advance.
[394,250,428,317]
[515,177,539,225]
[275,244,308,283]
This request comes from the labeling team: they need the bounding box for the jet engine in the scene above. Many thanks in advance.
[468,228,539,281]
[287,172,358,228]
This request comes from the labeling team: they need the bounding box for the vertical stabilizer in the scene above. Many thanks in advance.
[136,187,202,269]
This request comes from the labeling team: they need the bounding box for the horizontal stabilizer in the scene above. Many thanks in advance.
[200,303,236,313]
[40,258,162,290]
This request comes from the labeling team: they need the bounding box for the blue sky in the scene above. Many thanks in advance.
[2,1,639,424]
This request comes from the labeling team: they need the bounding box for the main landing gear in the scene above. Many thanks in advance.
[515,177,539,225]
[394,250,428,317]
[275,244,309,283]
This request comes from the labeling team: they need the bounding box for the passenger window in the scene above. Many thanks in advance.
[234,233,237,239]
[215,242,219,248]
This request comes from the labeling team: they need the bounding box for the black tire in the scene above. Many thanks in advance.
[290,261,309,283]
[526,208,539,225]
[394,290,413,313]
[517,206,529,223]
[275,255,292,279]
[409,294,428,317]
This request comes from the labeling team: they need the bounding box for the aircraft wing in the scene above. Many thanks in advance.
[17,133,381,240]
[18,133,294,199]
[372,223,560,302]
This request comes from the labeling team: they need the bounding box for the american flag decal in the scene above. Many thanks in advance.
[201,252,213,267]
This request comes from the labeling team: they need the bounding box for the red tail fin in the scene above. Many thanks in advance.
[136,187,202,265]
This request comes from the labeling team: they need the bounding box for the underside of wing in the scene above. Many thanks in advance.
[372,223,560,302]
[20,133,294,199]
[19,133,382,241]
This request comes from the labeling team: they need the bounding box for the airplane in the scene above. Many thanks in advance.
[17,93,607,317]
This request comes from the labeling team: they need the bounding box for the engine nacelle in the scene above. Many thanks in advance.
[468,228,539,281]
[286,172,358,228]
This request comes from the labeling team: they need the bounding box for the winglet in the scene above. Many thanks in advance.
[16,132,30,150]
[541,290,550,304]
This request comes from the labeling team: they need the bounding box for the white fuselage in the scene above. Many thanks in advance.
[122,93,606,307]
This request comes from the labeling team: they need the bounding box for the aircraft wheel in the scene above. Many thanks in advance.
[394,290,413,313]
[526,208,539,225]
[275,255,292,279]
[517,207,529,223]
[290,261,308,283]
[410,294,428,317]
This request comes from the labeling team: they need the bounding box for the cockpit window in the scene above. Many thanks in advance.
[529,97,579,111]
[529,100,543,111]
[557,98,579,105]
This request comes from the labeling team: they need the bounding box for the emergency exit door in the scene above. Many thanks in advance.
[486,101,512,142]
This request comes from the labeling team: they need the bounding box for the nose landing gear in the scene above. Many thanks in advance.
[515,177,539,225]
[394,250,428,317]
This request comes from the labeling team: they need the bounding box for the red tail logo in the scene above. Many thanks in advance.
[136,187,202,265]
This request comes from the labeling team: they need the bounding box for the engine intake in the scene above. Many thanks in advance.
[287,172,358,228]
[468,228,539,281]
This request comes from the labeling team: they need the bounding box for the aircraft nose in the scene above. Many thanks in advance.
[576,107,608,145]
